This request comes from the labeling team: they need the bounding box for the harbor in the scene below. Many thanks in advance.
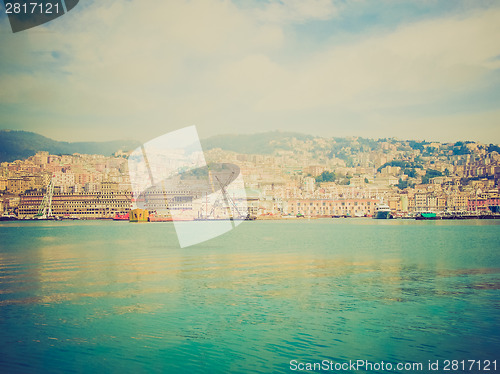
[3,176,499,222]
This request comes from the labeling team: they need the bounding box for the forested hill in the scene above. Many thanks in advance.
[0,130,140,163]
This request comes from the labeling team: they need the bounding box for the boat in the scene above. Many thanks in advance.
[0,212,18,221]
[489,205,500,213]
[373,204,392,219]
[113,212,130,221]
[415,212,439,220]
[32,214,61,220]
[148,213,173,222]
[129,208,149,222]
[63,214,81,220]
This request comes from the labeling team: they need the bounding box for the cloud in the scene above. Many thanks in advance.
[228,7,500,113]
[253,0,338,23]
[0,0,499,143]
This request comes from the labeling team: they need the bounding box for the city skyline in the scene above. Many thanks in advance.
[2,135,499,220]
[1,0,500,143]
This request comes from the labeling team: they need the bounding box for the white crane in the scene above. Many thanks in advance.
[35,176,54,219]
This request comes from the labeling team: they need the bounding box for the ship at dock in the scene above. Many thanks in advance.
[415,211,438,220]
[0,212,18,221]
[147,212,173,222]
[415,210,500,220]
[373,204,392,219]
[113,212,129,221]
[129,208,149,222]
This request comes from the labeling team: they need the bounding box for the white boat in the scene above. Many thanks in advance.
[0,212,18,221]
[373,204,392,219]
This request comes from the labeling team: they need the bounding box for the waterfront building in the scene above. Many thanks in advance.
[447,193,469,211]
[18,191,132,219]
[468,192,500,212]
[437,194,447,211]
[244,189,260,217]
[414,192,427,211]
[388,195,407,213]
[287,198,379,217]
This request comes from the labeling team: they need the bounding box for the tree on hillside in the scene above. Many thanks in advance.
[422,169,443,184]
[315,171,336,183]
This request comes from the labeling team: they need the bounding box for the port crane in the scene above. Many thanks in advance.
[34,176,54,219]
[205,172,245,220]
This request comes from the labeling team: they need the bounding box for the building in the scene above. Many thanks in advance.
[18,191,132,219]
[0,177,8,191]
[7,177,23,194]
[287,198,379,217]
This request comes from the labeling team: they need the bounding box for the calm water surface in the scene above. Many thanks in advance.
[0,219,499,373]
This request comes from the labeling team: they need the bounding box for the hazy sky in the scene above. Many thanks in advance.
[1,0,499,143]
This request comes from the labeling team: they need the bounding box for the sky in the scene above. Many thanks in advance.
[0,0,499,144]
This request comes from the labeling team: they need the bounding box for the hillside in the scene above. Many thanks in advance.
[0,130,140,162]
[2,129,497,165]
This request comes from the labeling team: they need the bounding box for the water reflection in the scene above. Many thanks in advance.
[0,220,499,373]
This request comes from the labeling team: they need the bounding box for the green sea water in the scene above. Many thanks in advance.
[0,219,499,373]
